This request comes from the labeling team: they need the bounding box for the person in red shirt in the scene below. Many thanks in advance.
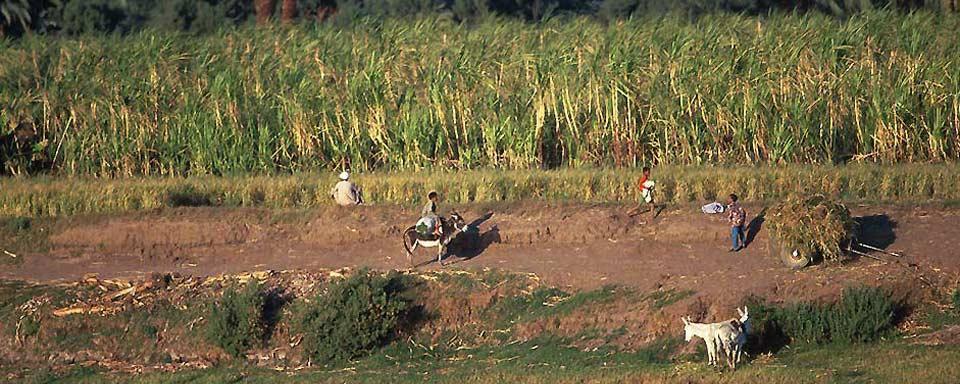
[634,166,656,222]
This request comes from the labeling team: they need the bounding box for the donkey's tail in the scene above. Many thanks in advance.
[402,227,417,254]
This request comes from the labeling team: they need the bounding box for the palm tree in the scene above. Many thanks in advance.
[0,0,31,36]
[281,0,296,23]
[316,0,337,21]
[255,0,275,25]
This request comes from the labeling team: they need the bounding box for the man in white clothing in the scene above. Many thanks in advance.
[330,171,363,206]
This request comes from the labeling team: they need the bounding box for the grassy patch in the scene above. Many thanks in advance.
[491,285,618,326]
[18,366,105,384]
[15,342,960,384]
[307,336,679,382]
[0,272,955,384]
[921,288,960,330]
[0,280,69,325]
[0,278,213,367]
[0,281,50,314]
[0,216,52,264]
[925,310,960,331]
[2,165,960,217]
[644,289,694,310]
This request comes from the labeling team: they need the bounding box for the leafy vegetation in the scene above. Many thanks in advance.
[748,286,901,347]
[924,289,960,330]
[205,281,267,357]
[953,289,960,313]
[3,0,957,38]
[3,12,960,176]
[295,271,411,364]
[2,215,29,231]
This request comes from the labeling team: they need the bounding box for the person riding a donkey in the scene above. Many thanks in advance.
[417,191,442,238]
[406,191,467,266]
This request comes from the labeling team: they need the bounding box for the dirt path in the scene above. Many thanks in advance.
[3,203,958,302]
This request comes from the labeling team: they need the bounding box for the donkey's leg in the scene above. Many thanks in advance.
[729,347,736,370]
[705,337,716,366]
[437,244,445,266]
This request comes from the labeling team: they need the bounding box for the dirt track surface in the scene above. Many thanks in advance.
[3,203,959,302]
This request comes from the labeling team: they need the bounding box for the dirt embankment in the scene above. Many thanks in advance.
[1,265,952,377]
[4,203,958,302]
[2,203,959,379]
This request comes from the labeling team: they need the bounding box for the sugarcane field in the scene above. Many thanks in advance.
[2,1,960,383]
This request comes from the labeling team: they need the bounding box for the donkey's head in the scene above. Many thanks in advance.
[681,316,695,341]
[737,307,750,333]
[448,211,467,231]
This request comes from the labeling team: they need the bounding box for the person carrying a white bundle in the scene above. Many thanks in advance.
[631,166,657,222]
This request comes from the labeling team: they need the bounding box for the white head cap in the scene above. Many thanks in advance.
[339,171,349,180]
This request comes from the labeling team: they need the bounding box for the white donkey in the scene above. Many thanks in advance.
[714,307,750,369]
[681,316,720,366]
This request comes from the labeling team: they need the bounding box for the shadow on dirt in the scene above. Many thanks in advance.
[744,207,767,248]
[853,214,897,251]
[444,212,500,264]
[466,211,495,228]
[454,226,502,262]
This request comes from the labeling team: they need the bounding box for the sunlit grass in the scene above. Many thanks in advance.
[1,164,958,216]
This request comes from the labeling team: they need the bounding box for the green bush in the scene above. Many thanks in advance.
[163,186,215,207]
[952,289,960,313]
[297,272,410,364]
[827,286,898,343]
[205,281,266,357]
[740,297,788,354]
[746,286,900,349]
[2,216,31,231]
[775,302,832,344]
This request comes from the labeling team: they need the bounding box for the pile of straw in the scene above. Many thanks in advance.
[766,194,857,263]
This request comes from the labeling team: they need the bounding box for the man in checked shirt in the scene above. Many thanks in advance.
[727,193,747,252]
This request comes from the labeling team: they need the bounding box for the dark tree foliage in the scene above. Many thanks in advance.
[1,0,62,36]
[0,0,956,37]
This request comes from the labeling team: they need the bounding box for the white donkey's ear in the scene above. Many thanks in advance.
[681,316,689,325]
[737,307,745,317]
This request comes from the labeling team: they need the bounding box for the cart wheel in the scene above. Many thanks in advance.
[769,235,811,270]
